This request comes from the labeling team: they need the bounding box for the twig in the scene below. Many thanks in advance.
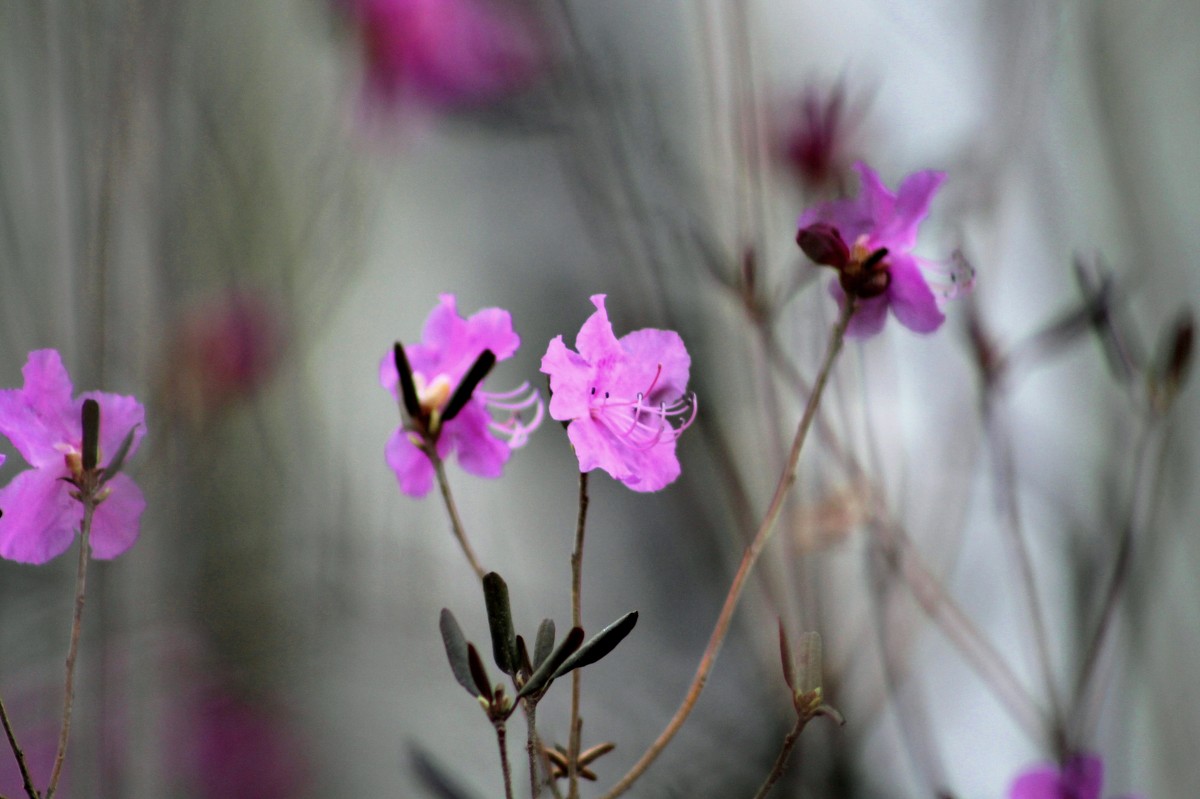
[750,715,806,799]
[0,691,39,799]
[598,299,856,799]
[432,453,486,580]
[567,471,589,799]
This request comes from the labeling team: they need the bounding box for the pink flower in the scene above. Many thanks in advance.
[347,0,544,112]
[796,162,973,338]
[781,80,859,193]
[381,294,542,497]
[0,350,146,564]
[540,295,696,492]
[1009,753,1142,799]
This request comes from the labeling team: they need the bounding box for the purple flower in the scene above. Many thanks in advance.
[381,294,542,497]
[0,349,146,565]
[1009,753,1142,799]
[796,162,973,338]
[347,0,544,113]
[540,295,696,492]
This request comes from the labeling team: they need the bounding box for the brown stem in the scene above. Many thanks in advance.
[567,472,589,799]
[0,692,39,799]
[598,300,856,799]
[494,721,515,799]
[45,501,95,799]
[431,453,486,580]
[750,715,807,799]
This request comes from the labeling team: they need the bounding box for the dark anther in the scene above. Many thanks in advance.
[393,342,422,421]
[442,350,496,423]
[81,398,100,471]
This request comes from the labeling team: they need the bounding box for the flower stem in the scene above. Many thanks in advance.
[45,500,96,799]
[431,452,486,580]
[598,300,856,799]
[494,721,515,799]
[750,715,807,799]
[568,472,589,799]
[0,692,39,799]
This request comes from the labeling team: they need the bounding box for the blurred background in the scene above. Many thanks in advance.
[1,0,1197,796]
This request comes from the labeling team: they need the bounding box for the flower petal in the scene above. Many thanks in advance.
[0,349,77,467]
[574,295,622,364]
[0,466,78,564]
[1009,765,1062,799]
[887,255,945,334]
[853,162,896,235]
[445,401,511,478]
[881,170,945,249]
[618,328,691,403]
[541,336,592,421]
[829,279,888,339]
[1061,755,1103,799]
[385,428,436,498]
[89,473,145,559]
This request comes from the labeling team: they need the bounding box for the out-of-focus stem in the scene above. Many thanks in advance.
[0,692,39,799]
[45,501,96,799]
[567,472,589,799]
[431,452,486,580]
[750,715,807,799]
[494,722,515,799]
[598,299,856,799]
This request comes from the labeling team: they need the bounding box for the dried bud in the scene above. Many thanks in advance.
[797,223,850,268]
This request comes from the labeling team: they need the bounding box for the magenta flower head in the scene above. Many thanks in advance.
[346,0,544,113]
[381,294,543,498]
[1009,753,1142,799]
[796,162,973,338]
[0,349,147,565]
[540,295,697,492]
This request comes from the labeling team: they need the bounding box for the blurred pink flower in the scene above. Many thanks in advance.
[170,292,283,420]
[348,0,544,112]
[541,295,696,492]
[381,294,542,497]
[1009,753,1142,799]
[782,81,858,193]
[177,690,308,799]
[797,162,972,338]
[0,349,145,564]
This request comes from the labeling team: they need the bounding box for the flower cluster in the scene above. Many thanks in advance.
[796,162,972,338]
[0,349,146,565]
[541,295,696,492]
[381,294,543,497]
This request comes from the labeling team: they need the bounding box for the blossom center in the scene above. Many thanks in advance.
[838,235,891,299]
[413,372,453,415]
[587,365,696,450]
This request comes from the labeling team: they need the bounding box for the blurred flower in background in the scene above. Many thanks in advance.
[342,0,546,115]
[166,291,285,426]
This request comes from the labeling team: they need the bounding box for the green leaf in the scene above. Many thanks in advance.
[517,626,583,699]
[533,619,555,670]
[482,572,518,675]
[100,426,139,485]
[778,619,797,692]
[467,644,493,703]
[439,609,479,698]
[515,635,532,677]
[796,631,822,695]
[552,611,638,680]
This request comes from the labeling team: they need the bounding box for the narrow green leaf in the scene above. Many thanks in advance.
[797,631,822,695]
[100,426,139,485]
[515,635,532,677]
[482,572,518,675]
[533,619,555,670]
[778,619,796,692]
[467,644,493,702]
[552,611,638,680]
[439,609,479,698]
[517,626,583,699]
